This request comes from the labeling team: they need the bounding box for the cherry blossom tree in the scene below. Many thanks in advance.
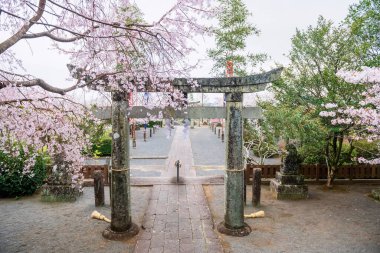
[320,67,380,165]
[0,0,215,189]
[0,86,91,188]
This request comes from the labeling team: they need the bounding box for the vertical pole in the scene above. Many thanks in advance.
[93,170,105,207]
[252,168,262,207]
[218,92,251,236]
[103,91,138,240]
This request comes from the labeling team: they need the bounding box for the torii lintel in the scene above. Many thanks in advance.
[172,67,283,93]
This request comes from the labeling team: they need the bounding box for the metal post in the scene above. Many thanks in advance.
[149,128,152,138]
[217,92,251,236]
[143,131,146,142]
[175,160,181,184]
[103,91,138,240]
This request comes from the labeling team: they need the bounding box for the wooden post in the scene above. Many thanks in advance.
[349,165,353,182]
[371,165,376,178]
[218,92,251,236]
[93,170,105,207]
[252,168,261,207]
[102,91,138,240]
[315,164,320,182]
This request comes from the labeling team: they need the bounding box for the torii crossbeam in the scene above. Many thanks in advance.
[102,68,282,240]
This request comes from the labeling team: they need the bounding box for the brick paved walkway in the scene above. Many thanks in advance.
[134,185,223,253]
[134,127,223,253]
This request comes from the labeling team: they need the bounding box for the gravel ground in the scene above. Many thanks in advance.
[0,187,151,253]
[204,184,380,253]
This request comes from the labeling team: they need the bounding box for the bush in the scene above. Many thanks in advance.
[92,136,111,157]
[353,140,379,161]
[0,150,47,197]
[89,127,112,157]
[298,144,325,164]
[147,120,162,128]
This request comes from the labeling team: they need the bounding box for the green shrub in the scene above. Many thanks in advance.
[93,138,112,157]
[298,144,325,164]
[0,150,47,197]
[353,140,379,161]
[147,120,162,128]
[91,132,112,157]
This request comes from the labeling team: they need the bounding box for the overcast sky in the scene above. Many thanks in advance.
[11,0,358,90]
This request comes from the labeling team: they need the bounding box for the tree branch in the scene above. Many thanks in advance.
[22,29,83,43]
[0,0,46,54]
[1,79,78,95]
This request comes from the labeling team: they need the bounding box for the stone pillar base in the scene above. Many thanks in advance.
[102,223,139,241]
[270,172,308,200]
[217,221,251,237]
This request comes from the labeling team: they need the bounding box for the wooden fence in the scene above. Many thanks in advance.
[245,164,380,184]
[81,165,109,185]
[80,164,380,186]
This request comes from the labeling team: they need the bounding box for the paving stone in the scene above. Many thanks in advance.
[165,231,179,240]
[179,243,195,253]
[179,229,192,239]
[139,230,153,240]
[192,239,207,253]
[164,239,180,253]
[150,233,165,248]
[149,247,164,253]
[135,240,151,253]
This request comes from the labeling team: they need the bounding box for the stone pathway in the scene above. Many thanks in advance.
[163,126,196,178]
[134,126,223,253]
[134,185,223,253]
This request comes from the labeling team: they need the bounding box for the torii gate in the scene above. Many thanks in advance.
[101,68,283,240]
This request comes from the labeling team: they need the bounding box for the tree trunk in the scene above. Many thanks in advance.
[326,166,336,188]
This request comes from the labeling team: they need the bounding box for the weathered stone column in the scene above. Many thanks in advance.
[93,170,105,207]
[218,92,251,236]
[252,168,262,207]
[103,91,139,240]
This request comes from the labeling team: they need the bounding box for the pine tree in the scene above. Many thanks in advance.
[207,0,266,77]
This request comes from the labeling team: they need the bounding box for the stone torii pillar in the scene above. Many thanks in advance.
[102,91,139,240]
[218,92,250,235]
